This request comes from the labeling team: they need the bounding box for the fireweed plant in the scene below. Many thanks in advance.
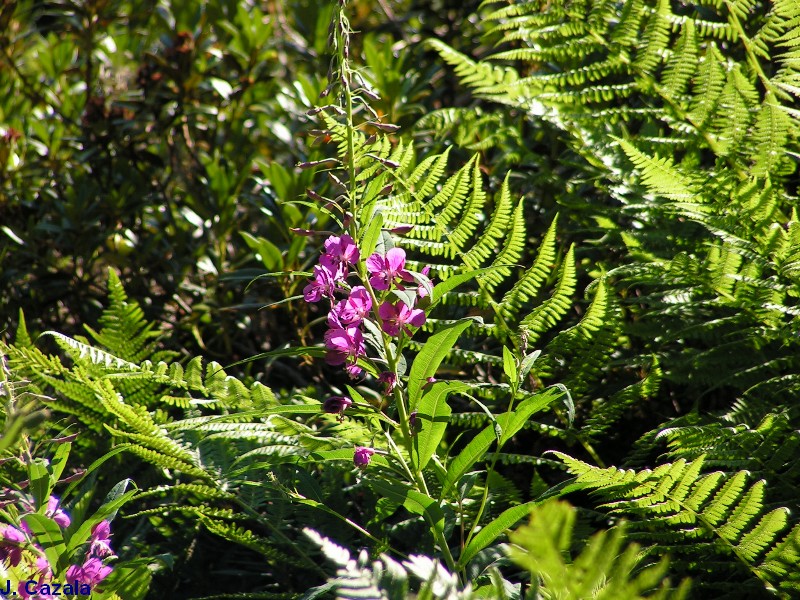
[288,1,574,586]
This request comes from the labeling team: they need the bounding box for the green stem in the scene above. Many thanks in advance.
[331,0,458,580]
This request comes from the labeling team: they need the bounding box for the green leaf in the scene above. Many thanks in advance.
[209,77,234,99]
[503,346,517,385]
[368,479,445,534]
[28,458,52,511]
[407,319,473,411]
[442,387,564,498]
[22,514,66,574]
[501,386,566,446]
[360,210,385,259]
[240,232,284,271]
[441,425,496,500]
[459,501,542,569]
[519,350,541,382]
[430,267,502,307]
[66,480,138,561]
[49,441,72,485]
[374,230,395,255]
[412,381,469,470]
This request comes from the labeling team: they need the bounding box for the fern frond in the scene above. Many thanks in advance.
[500,215,559,320]
[520,245,577,346]
[509,499,690,599]
[556,453,800,595]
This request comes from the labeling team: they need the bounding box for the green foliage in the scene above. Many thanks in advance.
[425,0,800,596]
[4,0,800,597]
[509,499,689,599]
[557,453,800,596]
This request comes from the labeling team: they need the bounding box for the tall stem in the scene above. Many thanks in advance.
[331,0,458,579]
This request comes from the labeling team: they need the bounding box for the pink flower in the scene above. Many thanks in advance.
[324,325,366,377]
[366,248,414,291]
[89,520,114,558]
[345,362,364,379]
[66,556,112,586]
[36,553,52,578]
[353,447,375,468]
[46,496,70,528]
[378,372,397,393]
[0,524,26,566]
[303,262,338,303]
[323,234,360,268]
[17,581,57,600]
[378,301,426,336]
[417,265,433,298]
[323,396,352,418]
[328,286,372,326]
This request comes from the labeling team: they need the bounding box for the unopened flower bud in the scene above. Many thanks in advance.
[353,446,375,468]
[323,396,353,421]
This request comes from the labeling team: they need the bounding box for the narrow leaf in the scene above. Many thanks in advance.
[22,514,66,575]
[407,319,473,410]
[412,381,469,470]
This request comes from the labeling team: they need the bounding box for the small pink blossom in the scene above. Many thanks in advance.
[303,262,338,303]
[66,556,112,586]
[17,581,57,600]
[366,248,414,291]
[345,362,364,378]
[323,396,353,420]
[378,372,398,393]
[89,520,114,559]
[378,300,426,336]
[353,447,375,468]
[0,524,26,566]
[417,265,433,298]
[328,286,372,326]
[46,496,70,528]
[324,325,366,377]
[323,234,360,268]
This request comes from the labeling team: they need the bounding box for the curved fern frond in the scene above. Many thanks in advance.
[556,453,800,596]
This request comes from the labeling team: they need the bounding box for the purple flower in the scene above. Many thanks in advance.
[378,372,398,393]
[378,300,426,336]
[353,447,375,468]
[66,556,112,586]
[323,234,360,268]
[35,552,53,579]
[0,524,26,566]
[303,262,339,303]
[89,520,114,559]
[46,496,70,528]
[345,362,364,379]
[324,325,366,376]
[328,286,372,326]
[17,581,57,600]
[366,248,414,291]
[323,396,353,418]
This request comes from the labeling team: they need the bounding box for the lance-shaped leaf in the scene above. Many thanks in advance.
[22,514,66,575]
[407,319,473,411]
[441,386,565,498]
[412,381,469,470]
[368,479,445,535]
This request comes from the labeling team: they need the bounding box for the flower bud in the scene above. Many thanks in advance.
[323,396,353,421]
[353,446,375,468]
